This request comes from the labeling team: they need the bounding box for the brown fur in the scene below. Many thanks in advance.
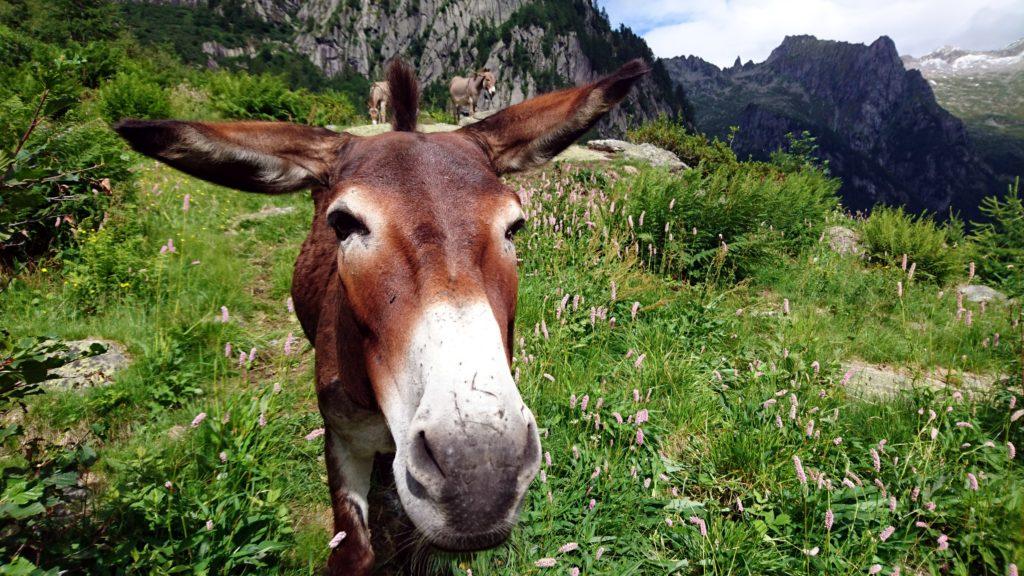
[114,59,648,575]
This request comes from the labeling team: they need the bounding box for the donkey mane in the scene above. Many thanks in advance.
[387,60,419,132]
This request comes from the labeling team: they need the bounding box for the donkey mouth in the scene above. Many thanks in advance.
[427,523,513,552]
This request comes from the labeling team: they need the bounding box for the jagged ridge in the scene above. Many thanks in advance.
[663,35,1000,218]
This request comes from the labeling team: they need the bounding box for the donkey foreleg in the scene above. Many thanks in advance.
[325,430,376,575]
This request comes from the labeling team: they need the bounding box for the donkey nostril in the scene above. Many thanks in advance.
[414,429,446,479]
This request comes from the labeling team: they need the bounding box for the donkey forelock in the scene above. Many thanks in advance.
[387,60,419,133]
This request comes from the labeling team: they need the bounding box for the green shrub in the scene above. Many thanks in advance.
[203,71,306,122]
[97,71,172,122]
[1,108,134,266]
[627,115,738,168]
[970,179,1024,295]
[860,206,963,284]
[64,211,151,310]
[609,160,839,282]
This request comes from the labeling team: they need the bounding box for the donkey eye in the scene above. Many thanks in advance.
[328,209,369,242]
[505,217,525,241]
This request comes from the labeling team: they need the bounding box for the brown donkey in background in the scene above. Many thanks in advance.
[115,59,648,575]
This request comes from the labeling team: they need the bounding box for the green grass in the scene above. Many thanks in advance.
[1,157,1021,575]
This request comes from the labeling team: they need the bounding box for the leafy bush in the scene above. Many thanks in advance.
[1,103,134,267]
[97,71,172,122]
[199,71,358,126]
[860,206,963,284]
[608,160,839,282]
[64,211,151,310]
[970,179,1023,296]
[627,115,738,169]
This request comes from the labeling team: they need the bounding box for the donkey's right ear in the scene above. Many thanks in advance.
[114,120,346,194]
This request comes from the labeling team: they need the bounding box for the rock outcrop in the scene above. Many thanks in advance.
[123,0,690,135]
[663,35,1000,219]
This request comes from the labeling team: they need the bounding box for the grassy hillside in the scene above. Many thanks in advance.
[3,127,1023,573]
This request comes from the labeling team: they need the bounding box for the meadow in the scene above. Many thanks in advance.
[2,2,1023,574]
[3,133,1023,574]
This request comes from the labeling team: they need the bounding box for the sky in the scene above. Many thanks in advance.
[598,0,1024,67]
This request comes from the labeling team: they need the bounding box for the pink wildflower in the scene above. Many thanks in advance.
[258,412,267,428]
[911,486,920,501]
[968,261,975,281]
[630,301,640,320]
[164,481,172,489]
[328,531,347,549]
[937,533,949,551]
[633,388,640,402]
[825,509,834,531]
[925,501,936,511]
[588,499,596,510]
[305,428,325,441]
[915,521,929,528]
[871,448,881,473]
[736,497,744,513]
[570,568,580,576]
[967,472,979,491]
[783,298,790,315]
[635,409,649,424]
[636,428,645,446]
[543,373,555,382]
[286,296,294,313]
[220,306,229,323]
[956,421,973,428]
[558,542,579,553]
[1010,409,1024,422]
[1008,564,1018,576]
[535,558,557,568]
[190,412,207,428]
[182,194,191,212]
[833,437,843,446]
[544,451,551,467]
[1009,442,1016,460]
[803,547,819,557]
[869,565,883,575]
[205,519,213,531]
[219,451,227,463]
[633,353,646,369]
[806,419,815,437]
[793,455,807,485]
[595,546,605,560]
[665,517,673,527]
[879,526,895,541]
[610,280,617,301]
[224,342,232,358]
[897,281,904,298]
[688,516,707,537]
[580,394,589,412]
[811,361,820,374]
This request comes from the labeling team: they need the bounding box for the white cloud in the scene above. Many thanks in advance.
[598,0,1024,67]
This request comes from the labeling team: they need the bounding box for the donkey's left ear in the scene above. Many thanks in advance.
[114,120,345,194]
[460,59,650,174]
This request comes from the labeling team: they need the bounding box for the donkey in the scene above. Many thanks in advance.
[115,59,648,574]
[449,69,496,116]
[368,81,390,125]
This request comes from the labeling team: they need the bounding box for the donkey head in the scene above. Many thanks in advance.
[115,59,648,551]
[477,68,497,95]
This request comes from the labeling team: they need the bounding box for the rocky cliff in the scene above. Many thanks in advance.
[122,0,689,134]
[663,35,999,218]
